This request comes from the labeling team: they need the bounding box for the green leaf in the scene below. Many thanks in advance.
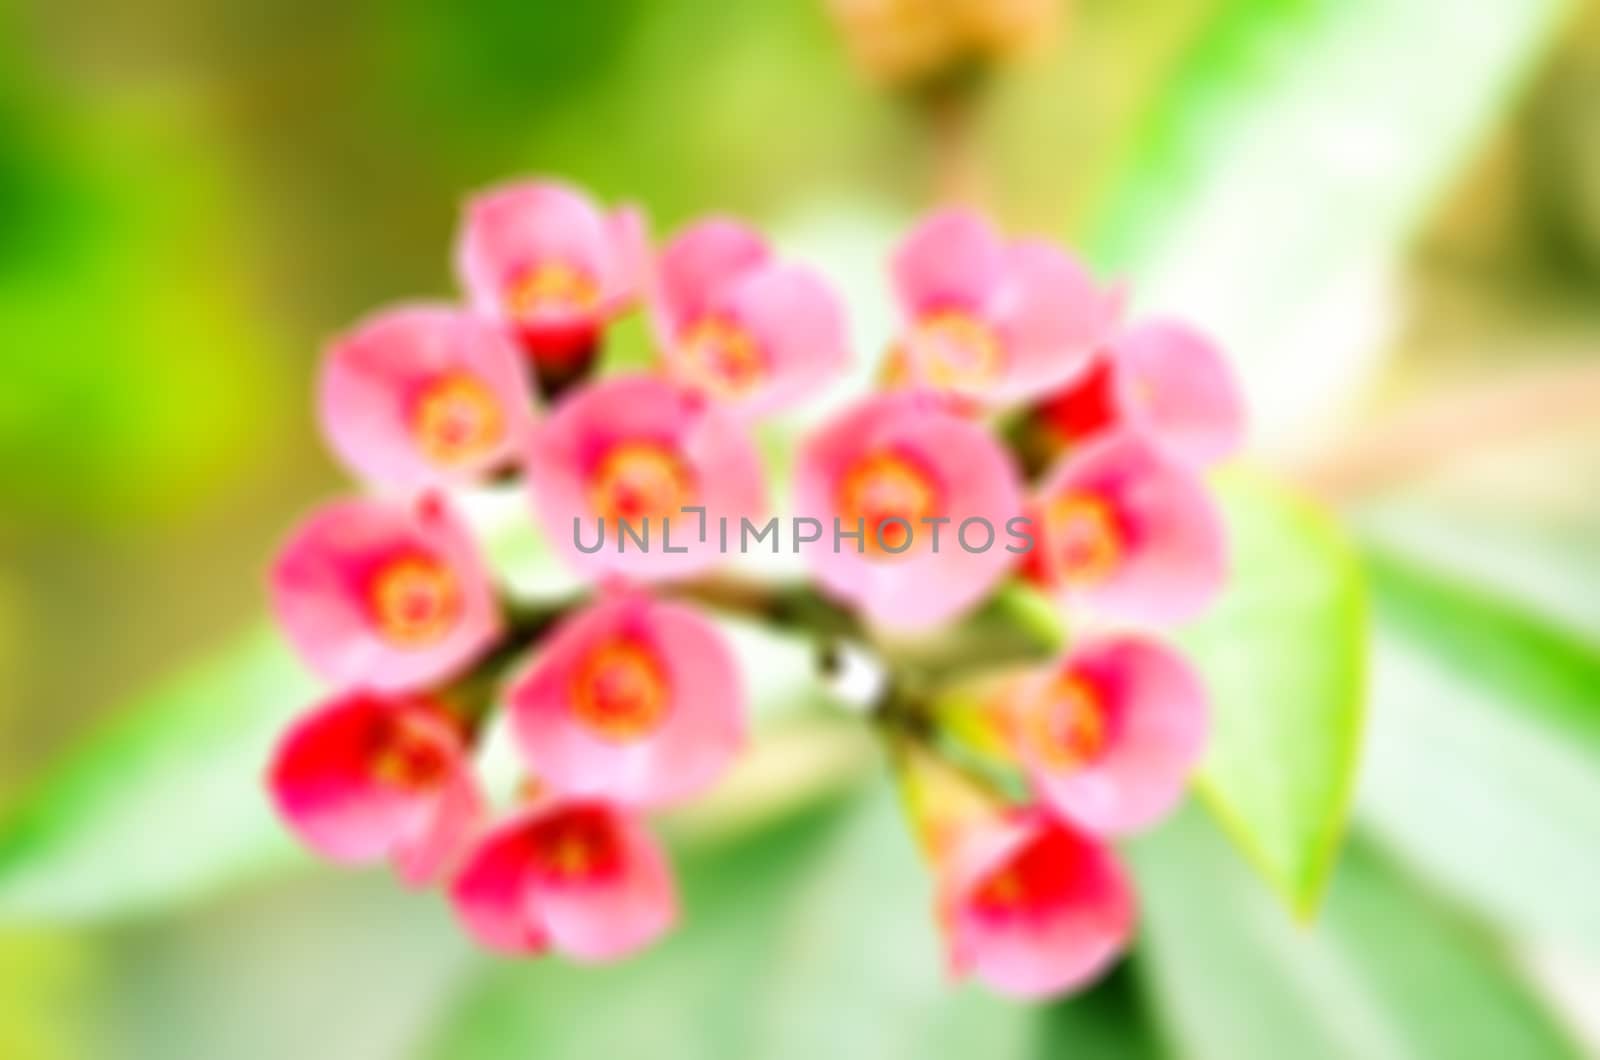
[421,791,1168,1060]
[1130,806,1583,1060]
[0,627,312,922]
[1357,547,1600,955]
[1181,471,1367,917]
[1091,0,1574,449]
[1366,548,1600,754]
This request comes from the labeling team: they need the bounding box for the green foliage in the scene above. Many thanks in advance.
[1367,547,1600,753]
[1181,472,1366,917]
[1088,0,1575,445]
[0,93,292,523]
[0,629,311,921]
[1130,805,1583,1060]
[1359,546,1600,955]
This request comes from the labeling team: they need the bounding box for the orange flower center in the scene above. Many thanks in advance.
[369,709,456,791]
[369,556,462,647]
[1043,494,1121,586]
[836,450,940,558]
[973,864,1028,911]
[907,309,1004,389]
[529,808,622,881]
[412,372,506,465]
[505,261,601,322]
[570,639,670,743]
[1021,674,1108,771]
[589,441,696,524]
[678,315,766,399]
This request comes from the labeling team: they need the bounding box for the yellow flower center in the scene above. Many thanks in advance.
[412,373,506,466]
[369,708,455,791]
[906,309,1004,389]
[369,556,462,648]
[678,315,766,399]
[570,639,670,743]
[530,809,621,881]
[505,261,601,321]
[588,441,696,524]
[973,865,1028,910]
[1021,674,1108,771]
[836,450,940,558]
[1043,494,1121,586]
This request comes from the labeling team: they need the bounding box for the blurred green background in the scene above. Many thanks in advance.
[3,1,1600,1057]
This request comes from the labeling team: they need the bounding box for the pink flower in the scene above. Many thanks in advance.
[793,391,1023,631]
[1026,432,1225,625]
[650,218,849,415]
[318,305,536,490]
[267,691,482,885]
[270,493,501,691]
[455,179,644,371]
[525,374,767,580]
[934,810,1139,999]
[508,593,744,808]
[450,799,677,961]
[1036,319,1244,466]
[1009,636,1208,835]
[938,806,1134,999]
[888,209,1122,407]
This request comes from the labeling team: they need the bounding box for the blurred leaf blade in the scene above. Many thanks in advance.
[1182,471,1367,917]
[1366,546,1600,752]
[1130,806,1584,1060]
[1357,547,1600,954]
[0,627,311,922]
[1090,0,1575,449]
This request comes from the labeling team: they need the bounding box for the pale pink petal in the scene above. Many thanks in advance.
[525,375,767,580]
[1111,320,1245,466]
[1036,432,1226,625]
[793,392,1023,631]
[945,810,1134,1000]
[533,806,678,963]
[608,204,653,313]
[891,208,1007,314]
[509,594,745,809]
[319,305,535,490]
[985,240,1120,404]
[392,769,485,887]
[655,217,771,335]
[456,180,627,312]
[678,262,849,416]
[1025,636,1209,835]
[269,494,502,691]
[449,818,552,955]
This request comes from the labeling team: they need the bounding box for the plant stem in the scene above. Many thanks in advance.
[922,82,987,206]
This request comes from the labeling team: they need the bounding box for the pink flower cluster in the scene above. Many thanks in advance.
[265,180,1243,998]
